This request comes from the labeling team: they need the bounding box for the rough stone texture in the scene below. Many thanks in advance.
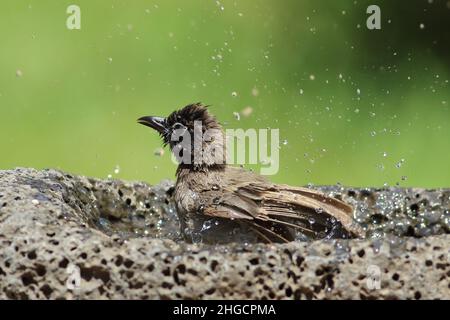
[0,168,448,299]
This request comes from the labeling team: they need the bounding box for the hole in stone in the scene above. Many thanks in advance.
[162,268,171,276]
[176,264,186,274]
[124,259,134,268]
[40,284,53,299]
[210,260,218,272]
[347,190,356,197]
[357,249,365,258]
[205,288,215,295]
[21,272,36,286]
[80,266,110,284]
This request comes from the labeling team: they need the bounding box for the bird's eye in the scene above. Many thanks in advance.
[173,122,186,130]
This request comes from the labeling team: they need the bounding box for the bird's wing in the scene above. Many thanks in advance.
[200,178,364,242]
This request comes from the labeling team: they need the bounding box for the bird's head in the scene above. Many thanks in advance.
[138,103,226,169]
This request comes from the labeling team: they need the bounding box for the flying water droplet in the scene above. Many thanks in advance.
[241,106,253,117]
[395,159,405,168]
[154,148,164,157]
[201,220,213,232]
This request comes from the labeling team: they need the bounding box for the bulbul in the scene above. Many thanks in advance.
[138,103,363,243]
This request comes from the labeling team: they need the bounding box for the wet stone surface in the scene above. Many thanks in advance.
[0,168,448,299]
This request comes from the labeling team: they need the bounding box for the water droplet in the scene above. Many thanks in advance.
[241,106,253,117]
[231,91,237,97]
[395,159,405,168]
[191,232,202,243]
[154,148,164,156]
[215,0,225,11]
[201,220,213,231]
[233,112,240,121]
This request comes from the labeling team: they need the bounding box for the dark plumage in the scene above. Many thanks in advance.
[138,103,364,243]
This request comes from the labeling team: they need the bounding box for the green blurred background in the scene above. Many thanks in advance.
[0,0,449,187]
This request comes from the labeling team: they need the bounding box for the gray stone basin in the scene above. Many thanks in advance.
[0,168,448,299]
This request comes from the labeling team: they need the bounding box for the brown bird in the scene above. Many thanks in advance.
[138,103,364,243]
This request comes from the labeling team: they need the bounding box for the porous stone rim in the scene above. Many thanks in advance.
[0,168,448,299]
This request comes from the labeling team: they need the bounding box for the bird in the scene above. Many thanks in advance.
[138,103,364,243]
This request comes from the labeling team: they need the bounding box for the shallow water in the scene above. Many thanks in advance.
[89,179,450,244]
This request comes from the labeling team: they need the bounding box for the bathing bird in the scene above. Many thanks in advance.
[138,103,363,243]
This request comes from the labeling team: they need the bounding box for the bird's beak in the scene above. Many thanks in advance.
[137,116,167,134]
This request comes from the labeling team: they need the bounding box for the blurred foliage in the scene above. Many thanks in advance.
[0,0,449,187]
